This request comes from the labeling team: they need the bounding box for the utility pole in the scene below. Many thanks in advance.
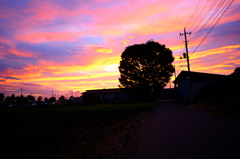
[174,65,177,88]
[180,27,193,101]
[174,65,178,100]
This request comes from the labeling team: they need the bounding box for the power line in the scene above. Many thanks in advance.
[188,0,210,32]
[176,0,234,79]
[196,0,225,34]
[186,0,202,29]
[190,0,219,35]
[190,0,234,56]
[176,35,184,58]
[189,0,230,54]
[190,0,225,42]
[176,0,207,76]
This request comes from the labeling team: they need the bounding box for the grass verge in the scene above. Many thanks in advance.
[190,98,240,121]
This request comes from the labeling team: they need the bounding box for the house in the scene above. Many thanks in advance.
[82,87,178,104]
[82,88,156,104]
[82,88,148,104]
[82,88,127,104]
[174,71,227,101]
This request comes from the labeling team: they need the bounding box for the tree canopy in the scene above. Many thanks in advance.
[0,93,4,102]
[59,95,66,102]
[230,67,240,79]
[118,40,175,90]
[37,96,42,102]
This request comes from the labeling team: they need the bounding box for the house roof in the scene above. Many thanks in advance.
[85,87,175,94]
[84,88,123,94]
[174,71,227,84]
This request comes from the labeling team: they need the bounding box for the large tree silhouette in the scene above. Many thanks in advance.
[119,40,174,90]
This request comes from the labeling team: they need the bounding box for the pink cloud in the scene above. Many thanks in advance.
[8,48,39,58]
[0,45,38,58]
[15,32,84,43]
[0,0,89,30]
[0,37,15,47]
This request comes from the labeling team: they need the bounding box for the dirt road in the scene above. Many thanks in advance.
[122,101,240,159]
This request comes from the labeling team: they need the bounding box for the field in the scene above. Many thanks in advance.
[0,103,155,159]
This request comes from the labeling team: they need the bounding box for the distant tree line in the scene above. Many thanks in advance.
[0,94,80,107]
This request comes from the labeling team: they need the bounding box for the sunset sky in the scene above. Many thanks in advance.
[0,0,239,98]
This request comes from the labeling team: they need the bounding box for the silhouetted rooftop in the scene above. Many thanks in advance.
[174,71,227,84]
[84,88,123,94]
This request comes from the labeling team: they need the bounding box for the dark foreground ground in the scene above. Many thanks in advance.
[0,103,155,159]
[2,102,240,159]
[122,101,240,159]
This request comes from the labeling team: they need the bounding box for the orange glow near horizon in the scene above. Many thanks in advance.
[0,0,240,98]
